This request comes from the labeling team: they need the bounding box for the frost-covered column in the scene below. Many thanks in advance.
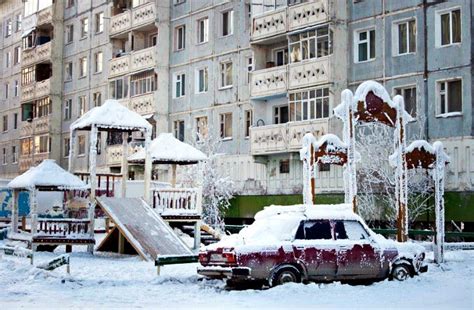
[121,132,129,198]
[88,125,98,253]
[143,129,152,204]
[68,130,77,172]
[300,133,315,205]
[433,141,448,263]
[11,189,19,233]
[30,188,38,236]
[393,95,408,242]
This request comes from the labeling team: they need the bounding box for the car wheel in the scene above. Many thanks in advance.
[391,264,411,281]
[272,267,301,286]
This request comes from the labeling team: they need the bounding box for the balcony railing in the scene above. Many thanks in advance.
[106,143,143,166]
[21,79,51,102]
[251,0,328,42]
[37,6,53,26]
[109,54,130,78]
[288,57,330,89]
[152,187,202,216]
[22,42,52,67]
[110,2,155,36]
[129,93,155,115]
[109,47,155,77]
[19,152,50,173]
[250,119,329,155]
[250,65,288,98]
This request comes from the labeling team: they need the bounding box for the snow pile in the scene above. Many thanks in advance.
[128,133,207,164]
[8,160,88,191]
[70,99,152,132]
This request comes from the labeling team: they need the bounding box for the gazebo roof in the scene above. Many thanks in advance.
[70,99,152,132]
[128,133,207,165]
[8,160,88,191]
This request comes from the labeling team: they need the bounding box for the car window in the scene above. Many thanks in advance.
[295,220,332,240]
[340,220,369,240]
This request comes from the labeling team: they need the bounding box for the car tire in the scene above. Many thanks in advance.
[272,267,301,287]
[391,264,412,281]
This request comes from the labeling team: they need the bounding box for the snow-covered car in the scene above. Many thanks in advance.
[198,204,427,287]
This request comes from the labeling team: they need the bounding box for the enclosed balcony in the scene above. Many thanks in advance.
[21,78,51,102]
[22,41,52,67]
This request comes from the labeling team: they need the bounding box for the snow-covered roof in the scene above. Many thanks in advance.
[70,99,152,132]
[255,203,360,221]
[389,140,450,168]
[8,160,88,191]
[128,133,207,164]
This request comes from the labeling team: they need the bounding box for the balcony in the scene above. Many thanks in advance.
[250,119,329,155]
[20,116,50,137]
[288,57,330,90]
[37,6,53,26]
[22,42,52,67]
[129,93,155,116]
[21,79,51,102]
[106,143,143,166]
[19,152,49,173]
[110,2,155,36]
[109,47,155,78]
[250,65,288,98]
[109,55,130,78]
[251,0,329,43]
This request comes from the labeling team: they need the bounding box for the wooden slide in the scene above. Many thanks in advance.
[96,197,194,261]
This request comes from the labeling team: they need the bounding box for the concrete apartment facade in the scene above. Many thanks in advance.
[0,0,472,221]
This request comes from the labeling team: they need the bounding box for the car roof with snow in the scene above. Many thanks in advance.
[255,203,361,222]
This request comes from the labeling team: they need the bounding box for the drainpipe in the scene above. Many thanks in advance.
[423,0,429,141]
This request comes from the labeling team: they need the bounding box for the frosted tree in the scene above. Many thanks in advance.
[179,131,234,233]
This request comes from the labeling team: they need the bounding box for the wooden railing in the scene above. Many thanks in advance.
[152,188,202,215]
[36,219,90,237]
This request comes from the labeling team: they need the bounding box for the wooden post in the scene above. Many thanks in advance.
[118,231,125,254]
[11,189,19,233]
[144,129,152,204]
[194,187,203,250]
[170,164,177,187]
[87,125,98,254]
[310,144,316,205]
[395,97,408,243]
[30,189,38,236]
[121,132,129,198]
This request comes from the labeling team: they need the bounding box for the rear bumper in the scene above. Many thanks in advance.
[197,266,251,279]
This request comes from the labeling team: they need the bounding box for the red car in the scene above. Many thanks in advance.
[198,204,427,287]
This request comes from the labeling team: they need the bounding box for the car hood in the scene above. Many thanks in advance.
[372,233,425,257]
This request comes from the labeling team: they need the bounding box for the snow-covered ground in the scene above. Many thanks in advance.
[0,244,472,309]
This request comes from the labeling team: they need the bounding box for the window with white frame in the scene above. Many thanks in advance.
[5,51,11,68]
[4,83,9,99]
[437,79,462,115]
[222,10,233,36]
[15,14,22,32]
[437,9,461,46]
[94,51,103,73]
[394,86,417,117]
[220,113,232,139]
[21,66,35,85]
[14,46,21,65]
[65,62,73,81]
[66,25,74,43]
[289,87,330,121]
[20,138,33,156]
[93,92,102,107]
[79,57,87,77]
[5,19,12,37]
[355,29,375,62]
[78,96,87,116]
[78,135,86,155]
[95,12,104,33]
[274,105,289,124]
[175,25,186,51]
[174,120,185,142]
[289,26,332,63]
[34,135,50,154]
[109,77,128,99]
[197,17,209,44]
[12,146,17,163]
[196,116,208,140]
[81,18,89,38]
[64,99,72,120]
[245,110,253,138]
[36,97,51,118]
[196,67,208,93]
[174,73,186,98]
[395,19,416,55]
[64,137,70,157]
[220,61,233,88]
[130,71,157,96]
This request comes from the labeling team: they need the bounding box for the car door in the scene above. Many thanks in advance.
[292,220,337,280]
[335,220,381,279]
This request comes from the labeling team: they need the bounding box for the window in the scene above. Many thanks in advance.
[130,71,157,96]
[395,19,416,55]
[79,57,88,77]
[149,33,157,47]
[295,220,332,240]
[3,115,8,132]
[66,0,75,8]
[222,10,233,36]
[95,12,104,33]
[437,79,462,115]
[4,83,9,99]
[274,48,288,66]
[394,86,417,117]
[21,66,35,85]
[81,18,89,38]
[109,77,128,99]
[220,113,232,139]
[66,25,74,43]
[65,62,73,81]
[197,17,209,44]
[64,99,72,120]
[64,137,70,157]
[290,26,332,63]
[13,113,18,129]
[13,46,21,65]
[2,148,6,165]
[22,31,35,49]
[247,57,253,84]
[15,14,22,32]
[34,135,50,154]
[5,19,12,37]
[334,221,369,240]
[274,106,289,124]
[78,96,87,116]
[93,92,102,107]
[106,132,123,146]
[22,104,34,121]
[12,146,17,164]
[78,135,86,155]
[175,25,186,51]
[318,162,330,172]
[21,138,33,156]
[220,61,233,88]
[14,80,19,97]
[174,120,185,142]
[196,68,208,93]
[36,98,51,118]
[196,116,208,140]
[438,9,461,46]
[174,73,186,98]
[94,52,103,73]
[355,29,375,62]
[245,110,252,138]
[279,159,290,174]
[289,87,330,121]
[5,51,11,68]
